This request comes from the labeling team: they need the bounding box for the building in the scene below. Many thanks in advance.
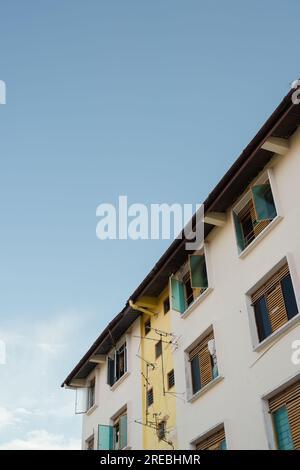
[62,86,300,450]
[62,311,143,450]
[132,291,177,449]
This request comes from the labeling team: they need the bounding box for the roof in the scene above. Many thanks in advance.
[62,85,300,387]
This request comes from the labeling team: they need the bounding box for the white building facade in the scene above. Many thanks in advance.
[64,316,143,450]
[171,126,300,450]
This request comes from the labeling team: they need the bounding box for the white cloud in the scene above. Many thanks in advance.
[0,429,81,450]
[0,406,21,429]
[0,311,89,449]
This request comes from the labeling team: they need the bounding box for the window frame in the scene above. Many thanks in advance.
[246,256,300,351]
[107,339,128,388]
[185,326,220,401]
[232,169,282,257]
[167,369,175,390]
[87,377,96,410]
[169,244,213,318]
[262,373,300,450]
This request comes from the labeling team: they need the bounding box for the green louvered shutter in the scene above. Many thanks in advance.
[189,254,208,289]
[233,211,245,252]
[252,184,277,221]
[273,407,294,450]
[170,277,186,313]
[98,425,113,450]
[119,414,128,449]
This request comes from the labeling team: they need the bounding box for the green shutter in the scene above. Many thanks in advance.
[98,425,113,450]
[107,357,115,386]
[170,277,186,313]
[220,439,227,450]
[189,254,208,289]
[233,211,245,252]
[119,414,128,449]
[252,184,277,221]
[273,407,294,450]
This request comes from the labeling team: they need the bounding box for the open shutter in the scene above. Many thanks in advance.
[233,211,245,252]
[119,414,128,449]
[189,254,208,289]
[170,277,186,313]
[107,356,115,386]
[98,425,113,450]
[281,274,298,320]
[75,387,88,414]
[252,184,277,221]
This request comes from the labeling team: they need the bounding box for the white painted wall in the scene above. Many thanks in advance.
[171,127,300,450]
[81,317,143,450]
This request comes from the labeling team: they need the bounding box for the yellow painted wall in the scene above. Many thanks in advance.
[139,287,177,450]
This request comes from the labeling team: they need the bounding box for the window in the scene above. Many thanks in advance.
[107,342,127,387]
[163,297,170,314]
[147,388,154,407]
[98,411,128,450]
[252,263,298,342]
[167,369,175,389]
[155,340,162,359]
[87,378,95,410]
[189,330,218,395]
[144,318,151,336]
[269,379,300,450]
[170,253,208,314]
[233,176,277,253]
[157,420,166,441]
[195,426,227,450]
[86,435,94,450]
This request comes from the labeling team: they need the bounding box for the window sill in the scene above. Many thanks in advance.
[181,287,213,319]
[110,370,130,391]
[253,313,300,353]
[86,403,98,416]
[187,375,224,403]
[238,215,283,259]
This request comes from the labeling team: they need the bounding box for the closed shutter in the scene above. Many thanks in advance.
[269,379,300,450]
[196,426,226,450]
[252,264,289,303]
[266,284,288,332]
[252,263,297,339]
[189,331,214,389]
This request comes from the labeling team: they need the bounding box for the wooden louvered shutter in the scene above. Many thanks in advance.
[252,264,289,304]
[189,331,214,388]
[252,263,292,337]
[196,427,226,450]
[269,380,300,450]
[266,284,288,332]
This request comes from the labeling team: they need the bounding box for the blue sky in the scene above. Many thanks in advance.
[0,0,299,449]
